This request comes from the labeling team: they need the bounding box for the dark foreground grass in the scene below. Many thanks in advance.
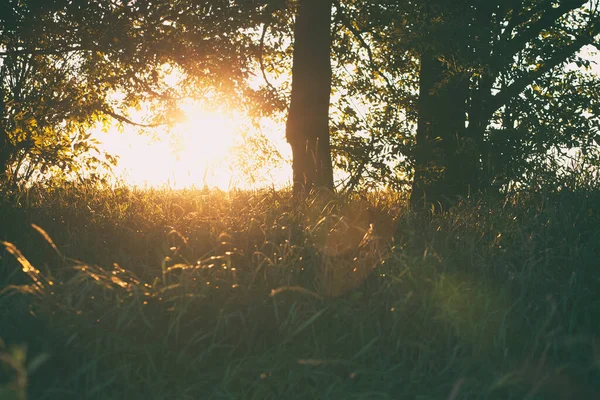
[1,184,599,399]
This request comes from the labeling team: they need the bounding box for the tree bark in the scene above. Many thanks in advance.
[410,55,472,210]
[0,89,13,183]
[285,0,334,196]
[0,131,13,180]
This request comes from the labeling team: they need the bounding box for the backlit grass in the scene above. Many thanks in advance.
[1,183,599,399]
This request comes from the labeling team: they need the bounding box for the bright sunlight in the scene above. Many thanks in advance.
[93,99,292,190]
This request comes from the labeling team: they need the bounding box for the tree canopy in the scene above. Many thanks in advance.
[0,0,269,184]
[330,0,600,205]
[0,0,598,206]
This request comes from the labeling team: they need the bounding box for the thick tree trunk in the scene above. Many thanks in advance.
[410,55,474,210]
[285,0,333,196]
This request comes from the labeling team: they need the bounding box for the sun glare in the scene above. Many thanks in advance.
[94,100,292,190]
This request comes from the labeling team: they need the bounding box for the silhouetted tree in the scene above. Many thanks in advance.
[286,0,334,195]
[408,0,600,208]
[339,0,599,207]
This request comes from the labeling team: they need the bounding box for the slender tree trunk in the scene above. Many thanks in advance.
[285,0,333,196]
[0,131,13,180]
[410,55,472,210]
[464,90,490,195]
[0,90,13,183]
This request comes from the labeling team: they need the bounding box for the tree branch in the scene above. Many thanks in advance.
[331,0,397,95]
[489,28,600,114]
[0,44,91,57]
[499,0,532,45]
[499,0,587,62]
[587,40,600,51]
[258,22,278,93]
[103,108,164,128]
[131,75,178,101]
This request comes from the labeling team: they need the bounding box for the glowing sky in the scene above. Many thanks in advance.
[92,47,599,190]
[93,101,292,189]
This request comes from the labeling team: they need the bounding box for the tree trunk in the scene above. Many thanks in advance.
[0,90,13,183]
[0,131,13,181]
[410,55,473,210]
[285,0,334,196]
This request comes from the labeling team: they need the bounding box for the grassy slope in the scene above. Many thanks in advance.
[1,184,599,399]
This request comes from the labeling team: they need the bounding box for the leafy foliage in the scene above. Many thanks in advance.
[0,0,277,186]
[487,66,600,191]
[323,0,600,194]
[2,0,599,194]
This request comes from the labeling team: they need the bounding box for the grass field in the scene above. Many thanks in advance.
[1,183,599,399]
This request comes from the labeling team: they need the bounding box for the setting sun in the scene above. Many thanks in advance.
[93,100,292,190]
